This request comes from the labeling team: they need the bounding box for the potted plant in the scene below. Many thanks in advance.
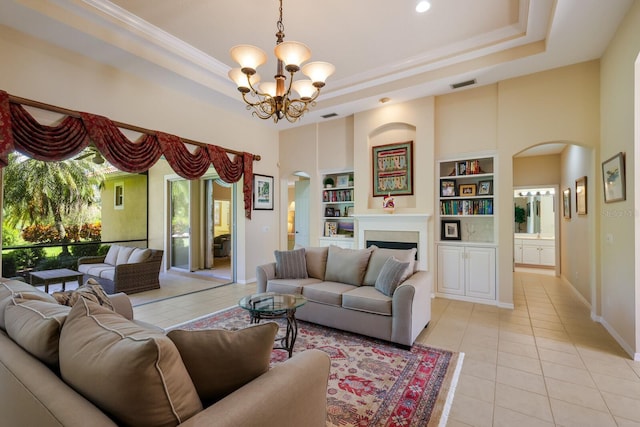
[323,177,335,188]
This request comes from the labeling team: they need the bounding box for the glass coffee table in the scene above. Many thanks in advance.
[238,292,307,358]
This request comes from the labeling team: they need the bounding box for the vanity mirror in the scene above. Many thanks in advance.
[513,188,556,235]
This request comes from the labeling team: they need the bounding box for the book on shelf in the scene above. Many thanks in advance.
[456,159,484,175]
[440,199,493,215]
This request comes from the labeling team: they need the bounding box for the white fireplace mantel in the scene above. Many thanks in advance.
[354,213,431,270]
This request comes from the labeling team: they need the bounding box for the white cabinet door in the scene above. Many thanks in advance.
[465,247,496,300]
[522,243,540,264]
[514,239,523,263]
[538,241,555,266]
[437,245,465,295]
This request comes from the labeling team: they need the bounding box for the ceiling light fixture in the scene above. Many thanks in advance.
[228,0,335,123]
[416,1,431,13]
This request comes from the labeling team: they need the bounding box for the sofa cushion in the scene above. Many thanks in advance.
[5,297,70,369]
[99,269,115,281]
[52,280,114,311]
[375,257,411,297]
[79,263,113,277]
[324,246,373,286]
[0,281,57,331]
[297,245,329,280]
[266,277,322,295]
[115,246,135,265]
[103,244,120,265]
[363,246,417,286]
[274,248,308,279]
[59,299,202,427]
[128,247,152,264]
[167,322,278,406]
[342,286,393,316]
[302,282,358,307]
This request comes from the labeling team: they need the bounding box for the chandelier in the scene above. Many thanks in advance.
[228,0,335,123]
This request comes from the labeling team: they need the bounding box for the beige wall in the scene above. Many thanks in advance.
[0,24,279,284]
[101,173,148,242]
[560,145,593,305]
[600,0,640,357]
[513,154,561,187]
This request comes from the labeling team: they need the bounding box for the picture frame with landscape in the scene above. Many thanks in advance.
[602,152,626,203]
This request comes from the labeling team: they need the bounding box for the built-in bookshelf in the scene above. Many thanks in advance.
[319,171,355,248]
[436,154,498,304]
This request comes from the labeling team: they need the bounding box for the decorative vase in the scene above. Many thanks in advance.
[382,193,395,214]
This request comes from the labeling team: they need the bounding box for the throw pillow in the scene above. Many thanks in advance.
[167,322,278,406]
[59,298,202,427]
[363,246,417,286]
[52,279,114,311]
[274,248,308,279]
[103,244,120,265]
[0,281,57,331]
[128,247,152,264]
[375,257,411,297]
[324,245,373,286]
[5,297,71,369]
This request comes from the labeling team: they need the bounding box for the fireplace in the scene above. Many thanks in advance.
[354,214,430,270]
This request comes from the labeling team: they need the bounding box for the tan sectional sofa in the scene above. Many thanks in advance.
[256,245,431,346]
[77,244,163,294]
[0,279,330,427]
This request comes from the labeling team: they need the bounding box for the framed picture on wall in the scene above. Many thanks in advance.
[372,141,414,197]
[575,176,587,215]
[563,188,571,219]
[602,152,626,203]
[253,174,274,210]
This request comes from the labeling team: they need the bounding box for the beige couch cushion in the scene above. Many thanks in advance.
[363,246,416,286]
[5,298,70,369]
[59,299,202,427]
[128,247,152,264]
[0,281,57,331]
[266,277,322,295]
[167,322,278,406]
[324,246,373,286]
[115,246,135,265]
[299,246,329,280]
[302,282,357,307]
[342,286,393,316]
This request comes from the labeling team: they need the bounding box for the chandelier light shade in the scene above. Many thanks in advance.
[228,0,335,123]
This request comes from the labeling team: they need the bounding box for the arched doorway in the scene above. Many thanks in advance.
[513,142,596,314]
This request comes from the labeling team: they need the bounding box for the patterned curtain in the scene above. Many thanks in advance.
[0,90,256,218]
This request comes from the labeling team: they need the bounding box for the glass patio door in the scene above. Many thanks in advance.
[169,179,190,270]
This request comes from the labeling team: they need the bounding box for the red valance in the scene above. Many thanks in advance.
[0,90,256,218]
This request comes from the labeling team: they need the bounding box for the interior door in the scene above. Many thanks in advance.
[294,179,310,247]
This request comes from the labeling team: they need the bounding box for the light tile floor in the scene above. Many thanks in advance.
[131,271,640,426]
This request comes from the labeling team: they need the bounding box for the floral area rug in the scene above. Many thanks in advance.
[171,306,464,427]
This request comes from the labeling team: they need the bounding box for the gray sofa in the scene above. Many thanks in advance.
[0,279,330,427]
[257,245,431,346]
[77,244,163,294]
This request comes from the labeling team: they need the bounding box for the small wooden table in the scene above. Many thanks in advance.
[30,268,83,293]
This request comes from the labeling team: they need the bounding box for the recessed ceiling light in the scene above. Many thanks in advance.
[379,97,391,104]
[416,1,431,13]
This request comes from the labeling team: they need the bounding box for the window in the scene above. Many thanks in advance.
[114,182,124,209]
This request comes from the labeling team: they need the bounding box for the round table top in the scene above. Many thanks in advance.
[238,292,306,314]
